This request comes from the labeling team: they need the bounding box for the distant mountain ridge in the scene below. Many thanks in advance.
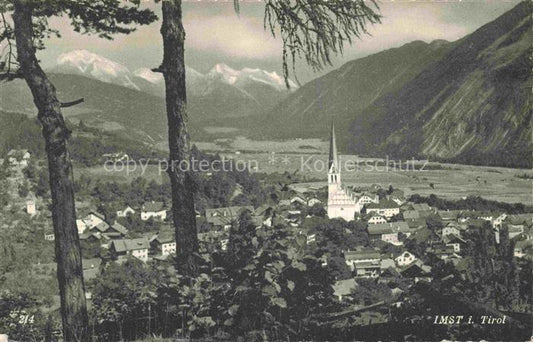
[52,50,296,99]
[48,50,296,125]
[258,1,532,168]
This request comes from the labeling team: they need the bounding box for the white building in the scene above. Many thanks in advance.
[141,201,167,221]
[150,233,177,256]
[368,215,387,225]
[327,124,361,221]
[110,238,150,262]
[116,206,136,218]
[395,251,417,267]
[26,200,36,216]
[365,199,400,218]
[442,223,462,238]
[76,219,88,235]
[84,212,105,229]
[7,149,30,167]
[356,194,379,207]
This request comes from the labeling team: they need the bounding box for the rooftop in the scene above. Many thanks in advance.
[143,201,165,212]
[366,199,400,210]
[345,249,381,260]
[112,238,149,253]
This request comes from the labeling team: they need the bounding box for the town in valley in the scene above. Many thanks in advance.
[0,1,531,341]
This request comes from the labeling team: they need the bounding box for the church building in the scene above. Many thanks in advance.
[327,124,361,221]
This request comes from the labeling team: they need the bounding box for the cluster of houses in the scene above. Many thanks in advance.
[69,206,175,262]
[6,149,31,168]
[327,200,533,301]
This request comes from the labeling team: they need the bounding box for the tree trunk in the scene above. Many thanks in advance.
[12,2,89,341]
[160,0,199,276]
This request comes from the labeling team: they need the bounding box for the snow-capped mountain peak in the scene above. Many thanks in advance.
[133,66,204,86]
[208,63,298,91]
[52,50,296,101]
[133,68,163,84]
[55,50,139,90]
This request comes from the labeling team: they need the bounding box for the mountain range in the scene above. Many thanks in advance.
[0,51,297,142]
[0,2,530,168]
[257,1,532,168]
[51,50,296,121]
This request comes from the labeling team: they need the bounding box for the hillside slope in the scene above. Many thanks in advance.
[257,39,453,138]
[259,1,531,168]
[351,0,532,167]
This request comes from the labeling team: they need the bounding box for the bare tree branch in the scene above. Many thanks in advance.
[262,0,381,88]
[60,97,84,108]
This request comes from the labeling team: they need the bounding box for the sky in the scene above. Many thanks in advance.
[37,0,519,84]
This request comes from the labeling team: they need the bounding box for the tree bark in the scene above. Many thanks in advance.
[12,2,89,341]
[160,0,199,276]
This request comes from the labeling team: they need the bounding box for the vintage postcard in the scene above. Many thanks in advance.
[0,0,531,341]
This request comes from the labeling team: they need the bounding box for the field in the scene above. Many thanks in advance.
[224,152,532,204]
[77,137,532,205]
[74,163,169,184]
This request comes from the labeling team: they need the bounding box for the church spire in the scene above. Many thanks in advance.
[328,122,339,172]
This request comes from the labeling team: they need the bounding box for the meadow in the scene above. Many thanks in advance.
[76,137,532,205]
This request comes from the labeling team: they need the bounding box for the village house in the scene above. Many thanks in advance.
[505,214,533,235]
[205,205,254,229]
[44,229,55,241]
[356,193,379,207]
[85,220,128,242]
[220,238,229,251]
[406,218,427,230]
[150,232,177,256]
[307,198,322,207]
[7,149,31,167]
[379,267,402,284]
[116,206,136,218]
[102,152,129,162]
[141,201,167,221]
[368,224,398,245]
[443,234,467,253]
[353,260,381,278]
[403,203,435,219]
[368,221,411,245]
[400,261,432,283]
[290,196,307,208]
[76,219,89,235]
[365,199,400,218]
[428,244,458,260]
[79,231,102,242]
[368,214,387,225]
[82,211,106,229]
[410,203,433,213]
[442,222,462,238]
[389,189,406,206]
[492,213,507,228]
[344,249,381,273]
[514,240,532,258]
[508,225,525,239]
[110,238,150,262]
[438,210,462,222]
[395,251,417,267]
[26,199,36,216]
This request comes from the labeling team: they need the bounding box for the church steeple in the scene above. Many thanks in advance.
[328,123,339,173]
[328,123,341,187]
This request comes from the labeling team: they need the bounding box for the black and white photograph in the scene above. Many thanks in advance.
[0,0,531,341]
